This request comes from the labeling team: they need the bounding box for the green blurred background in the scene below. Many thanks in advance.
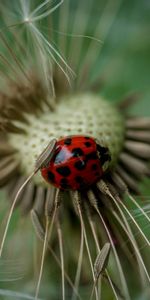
[97,0,150,116]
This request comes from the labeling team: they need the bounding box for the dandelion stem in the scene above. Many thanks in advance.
[56,219,65,300]
[102,183,149,286]
[88,215,120,300]
[119,200,150,246]
[35,218,49,300]
[35,196,59,299]
[74,193,99,300]
[95,208,130,299]
[113,210,150,283]
[71,213,84,300]
[127,192,150,223]
[31,210,82,300]
[0,172,35,258]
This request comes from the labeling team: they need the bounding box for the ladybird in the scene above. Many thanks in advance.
[41,136,111,190]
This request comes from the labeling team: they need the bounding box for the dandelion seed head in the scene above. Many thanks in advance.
[8,92,125,185]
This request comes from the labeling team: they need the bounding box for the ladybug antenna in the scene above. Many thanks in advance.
[0,138,57,258]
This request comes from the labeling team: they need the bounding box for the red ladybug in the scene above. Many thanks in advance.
[41,136,111,190]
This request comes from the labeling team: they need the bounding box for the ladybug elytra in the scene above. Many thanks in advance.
[41,136,111,190]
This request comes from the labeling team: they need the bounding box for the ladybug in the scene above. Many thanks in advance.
[41,136,111,191]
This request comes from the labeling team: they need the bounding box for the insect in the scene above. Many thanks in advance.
[41,135,111,190]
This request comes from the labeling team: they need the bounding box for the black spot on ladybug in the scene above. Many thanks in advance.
[60,178,70,189]
[74,160,86,170]
[72,148,84,157]
[86,152,97,161]
[97,145,111,165]
[56,166,71,177]
[91,163,98,171]
[64,138,72,145]
[84,141,92,147]
[85,136,90,139]
[47,171,55,183]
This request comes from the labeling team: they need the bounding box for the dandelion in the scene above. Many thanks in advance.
[0,0,150,299]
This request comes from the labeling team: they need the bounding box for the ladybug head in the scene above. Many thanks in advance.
[96,143,111,171]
